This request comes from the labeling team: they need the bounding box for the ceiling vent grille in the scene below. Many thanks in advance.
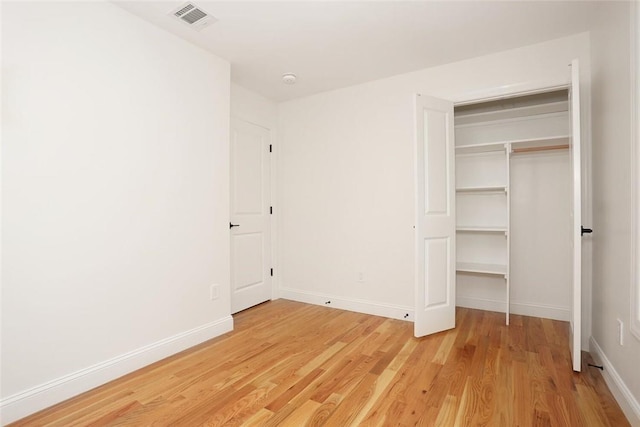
[171,2,217,31]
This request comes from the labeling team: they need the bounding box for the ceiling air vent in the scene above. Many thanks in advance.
[171,2,217,31]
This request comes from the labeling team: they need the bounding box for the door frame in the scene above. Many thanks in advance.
[229,115,277,310]
[419,74,591,350]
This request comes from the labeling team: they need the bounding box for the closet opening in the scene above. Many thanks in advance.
[453,89,572,326]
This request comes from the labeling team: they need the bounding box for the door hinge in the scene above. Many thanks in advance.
[269,144,272,153]
[270,268,273,277]
[270,206,273,214]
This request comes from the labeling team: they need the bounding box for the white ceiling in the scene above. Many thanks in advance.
[115,1,602,102]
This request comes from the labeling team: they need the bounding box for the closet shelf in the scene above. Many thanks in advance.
[456,185,507,193]
[510,135,570,152]
[455,135,570,154]
[456,226,507,233]
[456,262,507,276]
[455,142,507,154]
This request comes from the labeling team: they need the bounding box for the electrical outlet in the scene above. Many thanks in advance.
[210,284,220,301]
[617,319,624,346]
[357,271,364,283]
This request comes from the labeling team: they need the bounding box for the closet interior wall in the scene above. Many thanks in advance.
[454,90,573,322]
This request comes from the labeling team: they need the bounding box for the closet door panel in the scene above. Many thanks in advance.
[569,59,582,372]
[415,94,456,338]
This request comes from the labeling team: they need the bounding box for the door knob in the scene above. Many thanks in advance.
[581,226,593,236]
[230,222,240,229]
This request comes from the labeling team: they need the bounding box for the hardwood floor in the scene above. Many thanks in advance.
[12,300,629,426]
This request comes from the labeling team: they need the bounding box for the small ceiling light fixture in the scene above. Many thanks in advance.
[282,73,297,85]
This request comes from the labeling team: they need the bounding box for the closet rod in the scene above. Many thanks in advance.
[511,144,569,154]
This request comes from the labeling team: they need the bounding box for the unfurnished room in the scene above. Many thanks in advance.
[1,1,640,425]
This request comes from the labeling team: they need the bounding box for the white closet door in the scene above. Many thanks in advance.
[415,94,456,337]
[570,59,582,372]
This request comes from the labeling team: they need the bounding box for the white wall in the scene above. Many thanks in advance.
[1,2,231,423]
[589,1,640,424]
[278,33,592,324]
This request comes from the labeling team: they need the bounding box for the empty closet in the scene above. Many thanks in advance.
[414,60,583,371]
[454,90,572,326]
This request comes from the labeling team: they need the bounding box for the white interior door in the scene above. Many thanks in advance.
[569,59,582,372]
[415,94,456,337]
[230,118,272,314]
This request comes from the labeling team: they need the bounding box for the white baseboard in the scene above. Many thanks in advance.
[280,290,570,324]
[279,287,413,322]
[589,337,640,427]
[456,295,570,321]
[0,316,234,426]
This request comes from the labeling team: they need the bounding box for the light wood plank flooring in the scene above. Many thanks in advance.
[12,300,629,426]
